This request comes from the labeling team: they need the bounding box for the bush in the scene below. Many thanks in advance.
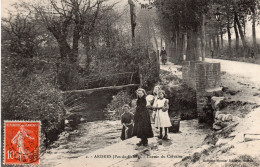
[105,90,132,119]
[1,54,67,147]
[73,45,159,91]
[161,84,197,120]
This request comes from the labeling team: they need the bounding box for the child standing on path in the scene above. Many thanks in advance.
[132,88,154,146]
[153,90,171,140]
[120,104,134,140]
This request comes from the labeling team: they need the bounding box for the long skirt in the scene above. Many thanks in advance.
[132,113,154,139]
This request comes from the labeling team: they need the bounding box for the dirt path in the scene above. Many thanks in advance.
[206,58,260,86]
[206,58,260,105]
[110,120,211,167]
[160,59,260,166]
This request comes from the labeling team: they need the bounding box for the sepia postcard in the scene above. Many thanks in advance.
[1,0,260,166]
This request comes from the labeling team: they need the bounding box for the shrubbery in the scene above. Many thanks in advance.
[74,45,160,91]
[159,70,197,120]
[105,90,133,119]
[1,54,67,147]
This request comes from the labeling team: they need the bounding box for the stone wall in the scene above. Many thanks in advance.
[182,61,201,89]
[182,61,221,123]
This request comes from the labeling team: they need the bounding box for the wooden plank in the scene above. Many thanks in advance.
[62,84,139,94]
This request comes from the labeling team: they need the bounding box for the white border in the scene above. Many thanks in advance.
[3,120,41,166]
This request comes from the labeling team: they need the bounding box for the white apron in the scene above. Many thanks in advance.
[154,98,172,128]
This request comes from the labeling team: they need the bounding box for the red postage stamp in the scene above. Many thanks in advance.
[4,121,40,165]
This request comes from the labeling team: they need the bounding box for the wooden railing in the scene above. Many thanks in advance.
[62,72,139,94]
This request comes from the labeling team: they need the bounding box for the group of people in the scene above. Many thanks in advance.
[120,85,172,146]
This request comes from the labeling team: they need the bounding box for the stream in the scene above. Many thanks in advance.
[39,118,212,167]
[40,120,122,167]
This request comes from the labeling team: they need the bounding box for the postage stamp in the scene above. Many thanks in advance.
[4,121,40,165]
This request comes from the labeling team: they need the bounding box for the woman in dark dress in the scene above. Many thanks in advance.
[120,104,134,140]
[133,88,154,146]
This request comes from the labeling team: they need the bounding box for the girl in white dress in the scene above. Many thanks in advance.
[153,90,171,139]
[147,85,161,123]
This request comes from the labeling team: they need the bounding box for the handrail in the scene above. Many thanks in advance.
[84,72,135,80]
[84,72,137,85]
[62,84,139,94]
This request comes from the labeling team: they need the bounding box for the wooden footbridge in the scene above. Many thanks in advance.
[61,72,140,94]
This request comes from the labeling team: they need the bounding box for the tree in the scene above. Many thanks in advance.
[2,11,42,58]
[30,0,105,63]
[154,0,209,63]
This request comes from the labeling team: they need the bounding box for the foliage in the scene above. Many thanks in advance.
[1,0,160,148]
[76,44,159,90]
[159,70,197,120]
[106,90,132,119]
[1,53,67,146]
[1,12,43,58]
[154,0,209,34]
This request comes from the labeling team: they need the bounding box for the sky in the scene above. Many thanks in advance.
[1,0,15,15]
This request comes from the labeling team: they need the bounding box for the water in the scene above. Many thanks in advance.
[40,118,212,167]
[40,120,122,167]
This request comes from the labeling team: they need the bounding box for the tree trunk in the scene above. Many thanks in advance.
[213,36,217,54]
[151,23,158,51]
[234,16,239,56]
[205,35,209,56]
[160,37,163,50]
[209,36,212,51]
[183,32,187,60]
[252,9,257,57]
[201,14,206,61]
[220,27,223,50]
[175,31,178,60]
[177,32,184,63]
[217,33,220,57]
[84,35,92,74]
[186,30,192,61]
[192,31,199,61]
[57,38,73,60]
[227,16,232,57]
[234,12,247,48]
[154,36,158,51]
[72,27,80,63]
